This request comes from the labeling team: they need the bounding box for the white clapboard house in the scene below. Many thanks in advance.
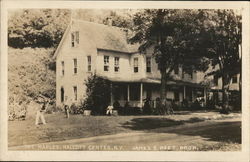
[53,19,207,109]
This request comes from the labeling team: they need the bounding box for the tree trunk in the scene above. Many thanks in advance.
[159,69,168,115]
[221,74,230,114]
[160,70,167,103]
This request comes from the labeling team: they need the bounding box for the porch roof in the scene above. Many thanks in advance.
[107,77,204,88]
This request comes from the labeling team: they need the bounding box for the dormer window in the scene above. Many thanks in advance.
[104,56,109,71]
[71,31,79,47]
[134,57,139,73]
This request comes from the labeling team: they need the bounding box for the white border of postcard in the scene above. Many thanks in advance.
[1,1,249,161]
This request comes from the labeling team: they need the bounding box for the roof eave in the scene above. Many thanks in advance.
[52,21,71,60]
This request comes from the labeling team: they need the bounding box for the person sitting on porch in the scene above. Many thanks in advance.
[113,100,120,109]
[143,97,152,115]
[113,100,121,114]
[106,105,114,115]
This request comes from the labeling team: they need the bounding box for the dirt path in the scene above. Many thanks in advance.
[9,118,241,151]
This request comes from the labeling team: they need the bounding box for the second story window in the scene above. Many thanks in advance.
[61,61,64,76]
[174,65,179,75]
[87,56,91,72]
[134,57,139,73]
[214,75,218,86]
[71,31,79,47]
[73,59,77,74]
[104,56,109,71]
[114,57,120,72]
[146,57,151,73]
[232,75,238,83]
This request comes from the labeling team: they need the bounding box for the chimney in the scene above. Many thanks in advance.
[106,17,113,26]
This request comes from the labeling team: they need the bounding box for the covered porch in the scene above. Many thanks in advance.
[109,78,207,109]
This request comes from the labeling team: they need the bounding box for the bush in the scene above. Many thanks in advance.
[8,98,28,121]
[8,47,56,120]
[70,103,84,114]
[45,102,61,114]
[82,74,111,115]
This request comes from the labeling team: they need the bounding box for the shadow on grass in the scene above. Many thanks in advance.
[122,118,184,130]
[122,117,241,144]
[169,121,241,144]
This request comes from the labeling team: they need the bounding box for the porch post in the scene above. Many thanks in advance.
[183,85,186,100]
[127,84,130,101]
[191,87,194,102]
[204,87,207,106]
[140,83,143,108]
[110,83,113,105]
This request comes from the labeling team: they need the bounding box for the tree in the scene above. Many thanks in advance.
[82,74,111,115]
[103,10,133,28]
[201,10,242,113]
[8,9,70,48]
[130,9,209,114]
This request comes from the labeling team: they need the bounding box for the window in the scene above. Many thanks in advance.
[232,75,238,83]
[146,57,151,73]
[87,56,91,72]
[61,61,64,76]
[134,57,139,73]
[114,57,120,72]
[73,86,77,101]
[75,31,79,44]
[61,87,64,103]
[174,65,179,75]
[130,84,140,101]
[214,75,218,86]
[187,70,193,79]
[73,59,77,74]
[71,31,79,47]
[104,56,109,71]
[174,91,179,101]
[71,33,75,47]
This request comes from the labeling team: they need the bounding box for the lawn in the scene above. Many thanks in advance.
[9,113,182,147]
[8,111,241,151]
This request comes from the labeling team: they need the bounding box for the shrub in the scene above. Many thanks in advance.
[8,47,56,120]
[70,103,84,114]
[82,74,111,115]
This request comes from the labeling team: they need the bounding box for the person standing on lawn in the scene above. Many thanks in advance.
[35,94,48,125]
[64,96,70,118]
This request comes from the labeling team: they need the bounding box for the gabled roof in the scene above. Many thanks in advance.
[53,19,139,59]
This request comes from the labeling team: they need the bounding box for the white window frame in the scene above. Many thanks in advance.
[134,57,139,73]
[114,57,120,72]
[104,56,109,71]
[71,31,79,47]
[73,58,77,74]
[73,86,77,101]
[87,56,91,72]
[146,57,151,73]
[61,61,64,76]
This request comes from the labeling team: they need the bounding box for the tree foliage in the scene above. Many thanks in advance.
[8,47,56,120]
[200,9,242,113]
[130,9,241,114]
[130,9,210,110]
[8,9,70,48]
[82,74,111,115]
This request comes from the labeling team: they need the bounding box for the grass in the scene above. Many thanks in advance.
[8,111,241,151]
